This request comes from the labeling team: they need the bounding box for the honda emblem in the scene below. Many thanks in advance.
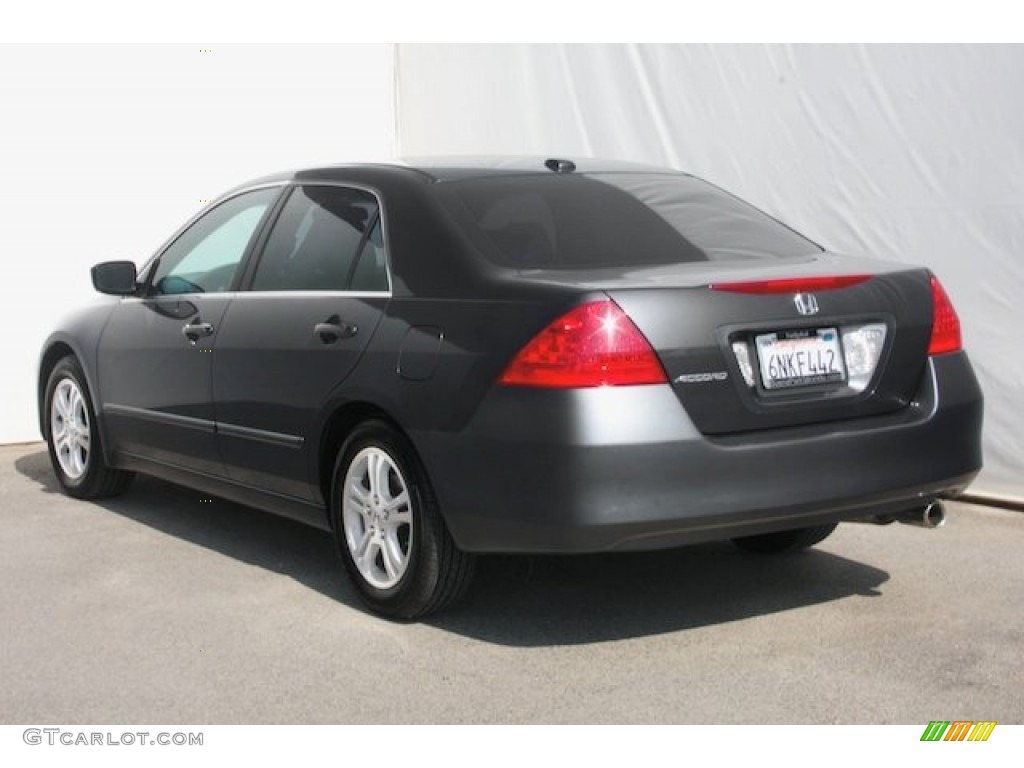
[794,292,820,316]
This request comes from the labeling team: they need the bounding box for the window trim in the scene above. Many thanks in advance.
[238,181,393,296]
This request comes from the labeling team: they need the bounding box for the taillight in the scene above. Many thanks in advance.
[499,300,667,388]
[928,275,962,355]
[709,274,871,294]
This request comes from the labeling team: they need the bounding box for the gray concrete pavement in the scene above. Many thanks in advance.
[1,443,1021,724]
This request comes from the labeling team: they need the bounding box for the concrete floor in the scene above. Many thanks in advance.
[1,443,1021,724]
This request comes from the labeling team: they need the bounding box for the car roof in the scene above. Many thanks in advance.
[397,156,680,181]
[236,156,682,190]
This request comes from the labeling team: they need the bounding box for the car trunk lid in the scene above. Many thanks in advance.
[599,259,934,434]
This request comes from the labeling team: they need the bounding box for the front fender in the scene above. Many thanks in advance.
[37,299,120,450]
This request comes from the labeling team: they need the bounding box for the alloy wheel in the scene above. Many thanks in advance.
[341,446,414,590]
[50,377,91,480]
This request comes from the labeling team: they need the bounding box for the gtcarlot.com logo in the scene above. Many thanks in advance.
[23,729,203,747]
[920,721,997,742]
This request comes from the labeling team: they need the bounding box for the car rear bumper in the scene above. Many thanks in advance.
[413,352,983,553]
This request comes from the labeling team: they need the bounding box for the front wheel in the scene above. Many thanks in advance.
[331,420,475,620]
[731,522,839,554]
[44,356,134,499]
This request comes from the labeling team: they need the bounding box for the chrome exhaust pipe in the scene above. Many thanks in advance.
[917,501,946,529]
[892,501,947,529]
[848,501,947,528]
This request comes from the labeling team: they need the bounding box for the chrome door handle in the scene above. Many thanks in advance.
[182,322,215,343]
[314,316,358,344]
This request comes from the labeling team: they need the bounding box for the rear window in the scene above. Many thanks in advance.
[439,173,821,269]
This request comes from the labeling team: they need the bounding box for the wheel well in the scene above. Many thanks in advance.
[318,402,404,505]
[38,342,75,436]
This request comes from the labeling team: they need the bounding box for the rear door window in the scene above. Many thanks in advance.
[250,185,386,292]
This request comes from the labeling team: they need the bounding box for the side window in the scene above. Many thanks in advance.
[151,187,279,295]
[251,185,384,292]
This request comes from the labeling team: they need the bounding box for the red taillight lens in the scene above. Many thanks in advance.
[709,274,872,294]
[928,275,962,355]
[499,300,667,388]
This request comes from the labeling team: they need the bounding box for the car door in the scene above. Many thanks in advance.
[97,185,282,475]
[213,184,390,500]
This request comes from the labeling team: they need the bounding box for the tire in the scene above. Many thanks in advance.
[731,522,839,554]
[330,420,475,620]
[44,356,134,499]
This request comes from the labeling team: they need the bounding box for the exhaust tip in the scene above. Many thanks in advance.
[885,501,947,529]
[923,501,946,529]
[847,501,947,528]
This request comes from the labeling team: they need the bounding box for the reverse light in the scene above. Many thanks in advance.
[841,323,888,391]
[731,340,755,387]
[710,275,872,294]
[499,300,667,388]
[928,275,962,356]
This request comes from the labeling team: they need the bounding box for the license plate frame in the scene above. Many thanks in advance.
[754,327,846,391]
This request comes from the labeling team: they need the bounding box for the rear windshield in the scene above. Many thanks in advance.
[438,172,821,269]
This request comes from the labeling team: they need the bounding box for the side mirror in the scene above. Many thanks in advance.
[91,261,137,295]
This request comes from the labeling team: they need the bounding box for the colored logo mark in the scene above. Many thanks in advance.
[920,721,996,742]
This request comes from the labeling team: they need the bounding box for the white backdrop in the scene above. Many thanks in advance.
[0,44,395,445]
[2,44,1020,500]
[397,43,1023,500]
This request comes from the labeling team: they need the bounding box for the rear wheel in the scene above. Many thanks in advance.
[331,420,475,620]
[44,356,134,499]
[731,522,838,554]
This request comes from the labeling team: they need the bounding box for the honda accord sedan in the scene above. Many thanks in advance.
[38,157,983,619]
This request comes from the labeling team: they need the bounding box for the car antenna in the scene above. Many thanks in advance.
[544,158,576,174]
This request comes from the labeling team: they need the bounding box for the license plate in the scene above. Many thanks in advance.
[755,328,845,390]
